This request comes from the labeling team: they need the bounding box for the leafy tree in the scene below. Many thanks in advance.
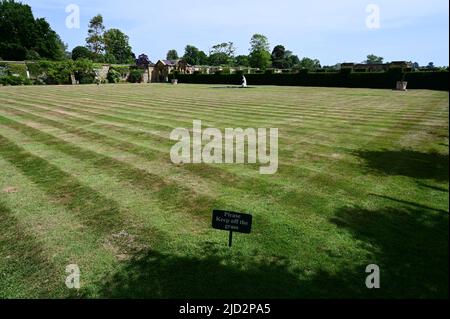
[297,57,321,71]
[103,28,134,64]
[34,18,66,60]
[271,45,287,69]
[197,50,208,65]
[250,34,270,52]
[72,46,91,61]
[249,50,271,70]
[0,0,66,60]
[271,45,285,61]
[248,34,271,69]
[183,45,209,65]
[426,62,435,69]
[135,53,151,68]
[166,49,179,60]
[271,45,299,69]
[0,0,36,60]
[235,55,249,66]
[285,51,300,68]
[365,54,384,64]
[183,45,199,65]
[208,42,235,66]
[86,14,105,56]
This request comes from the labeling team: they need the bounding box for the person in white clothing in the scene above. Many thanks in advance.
[241,75,247,88]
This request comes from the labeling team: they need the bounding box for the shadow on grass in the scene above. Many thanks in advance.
[355,149,449,182]
[96,202,449,299]
[369,193,449,214]
[95,243,369,299]
[330,205,449,298]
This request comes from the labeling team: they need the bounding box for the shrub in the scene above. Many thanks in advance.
[6,63,28,77]
[72,46,92,61]
[107,68,121,83]
[43,60,74,85]
[26,62,44,78]
[73,59,96,84]
[128,69,144,83]
[0,65,7,77]
[0,75,32,86]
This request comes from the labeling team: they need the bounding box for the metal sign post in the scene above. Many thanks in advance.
[212,210,252,247]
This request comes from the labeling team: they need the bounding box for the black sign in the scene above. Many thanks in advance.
[212,210,252,234]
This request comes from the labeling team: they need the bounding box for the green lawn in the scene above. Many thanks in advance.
[0,84,448,298]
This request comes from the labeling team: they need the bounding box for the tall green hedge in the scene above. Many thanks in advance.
[175,70,449,91]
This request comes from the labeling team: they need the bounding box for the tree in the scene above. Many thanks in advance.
[248,34,271,70]
[72,46,91,61]
[34,18,66,60]
[183,45,208,65]
[183,45,199,65]
[0,0,66,60]
[103,28,134,64]
[271,45,300,69]
[197,50,208,65]
[426,62,435,69]
[208,42,235,66]
[297,57,321,71]
[365,54,384,64]
[86,14,105,56]
[166,49,179,60]
[271,45,286,69]
[285,51,300,68]
[235,55,249,66]
[249,50,271,70]
[250,34,270,52]
[135,53,151,68]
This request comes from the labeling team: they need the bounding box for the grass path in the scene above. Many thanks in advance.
[0,84,448,298]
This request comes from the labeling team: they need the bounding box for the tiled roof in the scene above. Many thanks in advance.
[162,60,178,66]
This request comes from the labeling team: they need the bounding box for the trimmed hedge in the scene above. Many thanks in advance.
[175,70,449,91]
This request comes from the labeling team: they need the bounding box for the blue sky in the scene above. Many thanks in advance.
[22,0,449,66]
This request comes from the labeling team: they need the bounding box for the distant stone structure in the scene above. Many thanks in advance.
[151,59,192,82]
